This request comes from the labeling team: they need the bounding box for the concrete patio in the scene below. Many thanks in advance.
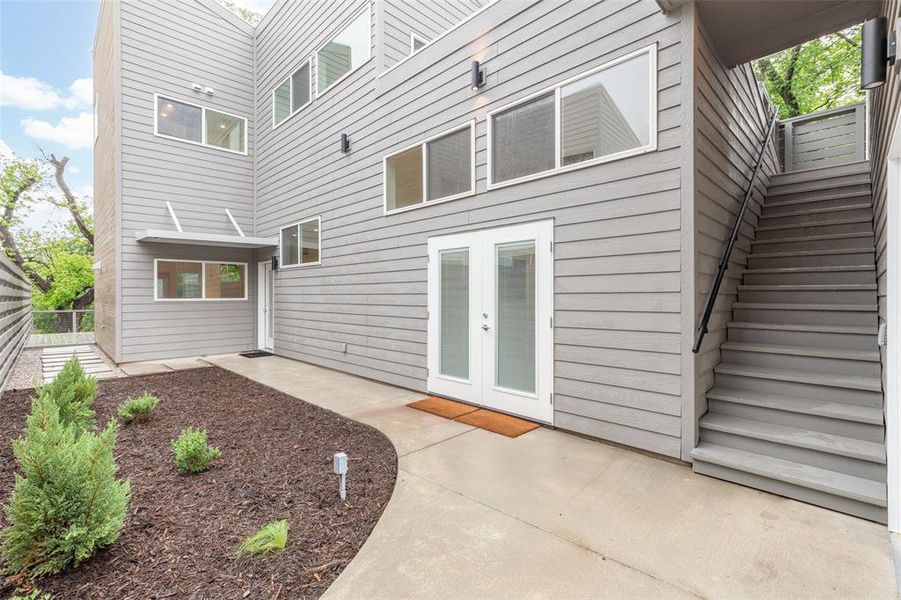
[204,353,896,599]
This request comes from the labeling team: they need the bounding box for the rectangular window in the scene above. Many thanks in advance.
[279,217,321,268]
[384,122,474,213]
[155,260,247,301]
[154,94,247,154]
[316,9,371,95]
[488,44,656,188]
[272,60,312,127]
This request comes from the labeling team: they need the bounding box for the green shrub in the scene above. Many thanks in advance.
[9,587,53,600]
[172,428,221,474]
[37,357,97,432]
[117,394,159,424]
[235,520,289,557]
[1,395,130,578]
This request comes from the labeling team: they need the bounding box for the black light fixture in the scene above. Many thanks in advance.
[471,60,485,91]
[271,255,279,271]
[862,17,896,90]
[340,133,351,153]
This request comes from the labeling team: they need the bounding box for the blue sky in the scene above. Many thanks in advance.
[0,0,273,230]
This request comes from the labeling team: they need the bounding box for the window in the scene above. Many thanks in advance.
[154,260,247,301]
[488,44,656,188]
[316,9,371,94]
[410,32,428,54]
[154,94,247,154]
[279,217,321,268]
[384,122,474,213]
[273,60,312,127]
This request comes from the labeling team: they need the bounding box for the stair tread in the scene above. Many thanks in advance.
[768,160,869,180]
[691,443,887,506]
[715,363,882,392]
[707,386,884,425]
[700,413,885,463]
[738,283,876,290]
[766,179,871,198]
[759,203,872,220]
[733,302,877,311]
[752,232,874,245]
[750,248,874,259]
[727,321,875,335]
[742,265,874,274]
[765,191,871,208]
[720,341,880,361]
[755,216,872,231]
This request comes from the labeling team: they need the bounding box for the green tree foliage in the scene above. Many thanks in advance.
[754,26,863,119]
[1,389,129,577]
[218,0,263,25]
[36,357,98,433]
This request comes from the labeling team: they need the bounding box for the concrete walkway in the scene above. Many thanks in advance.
[205,353,896,599]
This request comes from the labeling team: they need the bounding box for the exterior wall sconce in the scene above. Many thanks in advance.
[270,255,279,271]
[340,133,351,153]
[862,17,897,90]
[471,60,486,91]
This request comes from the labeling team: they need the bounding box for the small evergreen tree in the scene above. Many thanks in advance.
[36,357,97,432]
[1,394,130,577]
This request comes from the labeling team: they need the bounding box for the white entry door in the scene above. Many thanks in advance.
[427,220,554,424]
[257,261,274,350]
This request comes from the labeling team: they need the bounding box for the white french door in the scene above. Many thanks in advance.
[257,261,274,350]
[427,220,554,423]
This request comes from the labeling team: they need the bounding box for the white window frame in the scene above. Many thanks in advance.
[278,216,322,269]
[315,4,373,98]
[486,43,657,191]
[153,93,248,156]
[272,58,313,129]
[410,32,429,55]
[382,120,476,215]
[153,259,249,302]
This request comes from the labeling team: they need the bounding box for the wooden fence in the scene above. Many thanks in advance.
[777,103,866,172]
[0,254,32,393]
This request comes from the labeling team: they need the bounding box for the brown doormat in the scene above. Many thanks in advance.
[408,396,480,420]
[454,409,540,438]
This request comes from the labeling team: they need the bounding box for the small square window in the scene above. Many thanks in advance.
[157,97,202,143]
[206,109,245,152]
[280,218,321,267]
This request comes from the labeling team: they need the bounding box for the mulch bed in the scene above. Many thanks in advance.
[0,366,398,599]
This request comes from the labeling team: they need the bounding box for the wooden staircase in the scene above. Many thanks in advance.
[692,159,886,523]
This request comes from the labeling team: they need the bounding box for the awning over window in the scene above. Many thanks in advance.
[135,229,277,249]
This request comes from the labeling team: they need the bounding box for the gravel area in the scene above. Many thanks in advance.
[0,367,398,599]
[5,348,42,391]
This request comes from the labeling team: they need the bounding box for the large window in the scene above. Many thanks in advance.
[280,217,321,268]
[488,45,656,188]
[316,9,371,95]
[273,60,312,127]
[384,122,474,213]
[154,94,247,154]
[155,260,247,301]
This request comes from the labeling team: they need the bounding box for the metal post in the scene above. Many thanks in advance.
[72,310,77,334]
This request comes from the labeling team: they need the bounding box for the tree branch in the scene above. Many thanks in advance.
[43,153,94,247]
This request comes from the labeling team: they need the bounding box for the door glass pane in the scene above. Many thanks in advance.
[561,51,650,166]
[439,249,469,380]
[495,241,536,394]
[427,127,471,202]
[157,97,202,143]
[491,92,555,184]
[206,109,245,152]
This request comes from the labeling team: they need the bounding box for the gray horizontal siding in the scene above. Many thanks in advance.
[255,0,686,457]
[0,256,32,393]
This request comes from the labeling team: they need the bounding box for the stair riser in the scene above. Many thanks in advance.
[707,400,884,442]
[721,348,881,378]
[766,183,871,204]
[759,206,872,228]
[747,251,874,269]
[767,174,870,194]
[768,161,869,186]
[755,221,872,240]
[692,460,887,523]
[738,288,876,305]
[727,326,877,351]
[742,270,874,285]
[752,235,874,253]
[765,194,872,214]
[732,307,876,327]
[714,372,882,406]
[699,429,886,480]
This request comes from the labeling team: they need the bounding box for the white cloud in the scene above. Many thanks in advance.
[21,112,94,150]
[67,165,81,174]
[0,71,92,111]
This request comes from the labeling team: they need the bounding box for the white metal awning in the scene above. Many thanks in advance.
[135,229,277,249]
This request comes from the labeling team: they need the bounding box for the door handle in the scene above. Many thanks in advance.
[482,324,491,331]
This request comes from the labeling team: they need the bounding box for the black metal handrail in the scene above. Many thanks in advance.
[693,108,779,354]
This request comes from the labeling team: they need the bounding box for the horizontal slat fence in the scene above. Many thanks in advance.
[779,103,866,171]
[0,254,32,393]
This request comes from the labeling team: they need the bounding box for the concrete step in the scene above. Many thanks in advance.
[766,160,870,186]
[747,248,875,269]
[737,283,876,305]
[758,203,872,227]
[732,302,877,327]
[691,443,887,523]
[714,363,882,405]
[720,342,881,377]
[750,232,874,253]
[763,190,871,214]
[754,217,872,240]
[707,387,884,427]
[741,265,875,285]
[42,346,92,355]
[726,321,877,351]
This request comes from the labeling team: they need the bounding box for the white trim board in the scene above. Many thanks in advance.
[886,115,901,533]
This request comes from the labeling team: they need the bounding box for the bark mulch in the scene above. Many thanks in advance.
[0,366,398,599]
